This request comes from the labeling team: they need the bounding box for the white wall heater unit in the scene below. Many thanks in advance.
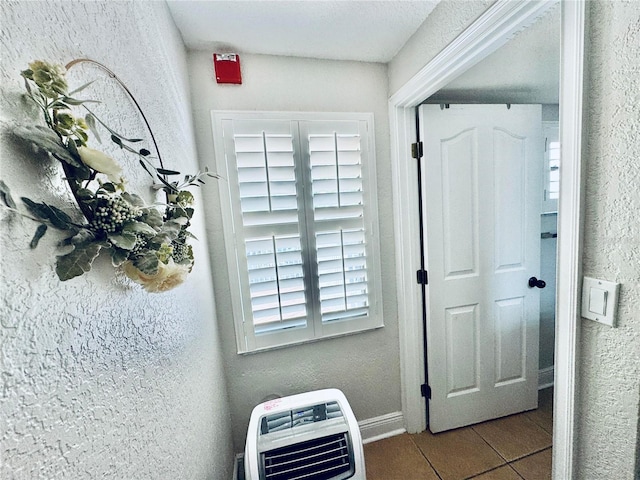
[244,388,366,480]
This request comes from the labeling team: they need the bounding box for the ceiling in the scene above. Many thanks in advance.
[166,0,560,103]
[166,0,441,63]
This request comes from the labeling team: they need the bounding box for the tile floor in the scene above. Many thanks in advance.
[364,388,553,480]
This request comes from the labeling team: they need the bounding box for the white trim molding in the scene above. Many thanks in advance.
[539,366,555,390]
[359,412,406,444]
[553,1,587,478]
[388,0,585,478]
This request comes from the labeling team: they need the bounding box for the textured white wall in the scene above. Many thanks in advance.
[187,51,401,450]
[577,1,640,478]
[388,0,495,95]
[0,2,233,479]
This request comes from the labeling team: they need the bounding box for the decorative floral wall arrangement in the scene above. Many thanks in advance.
[0,60,217,292]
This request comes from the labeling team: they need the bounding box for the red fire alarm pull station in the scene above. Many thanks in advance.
[213,53,242,84]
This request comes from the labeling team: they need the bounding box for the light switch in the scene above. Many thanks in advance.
[588,287,607,315]
[581,276,620,327]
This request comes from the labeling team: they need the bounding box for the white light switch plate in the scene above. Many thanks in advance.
[581,276,620,327]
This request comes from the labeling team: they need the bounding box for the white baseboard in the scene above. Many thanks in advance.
[358,411,406,444]
[232,453,244,480]
[539,366,554,390]
[356,370,551,449]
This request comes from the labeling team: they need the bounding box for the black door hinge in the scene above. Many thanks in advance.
[411,141,423,159]
[421,383,431,399]
[416,269,428,285]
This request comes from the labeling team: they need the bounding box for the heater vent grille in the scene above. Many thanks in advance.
[260,432,355,480]
[261,401,343,434]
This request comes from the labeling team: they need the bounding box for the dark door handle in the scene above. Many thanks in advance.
[528,277,546,289]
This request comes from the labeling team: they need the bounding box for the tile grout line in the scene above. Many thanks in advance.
[407,432,445,480]
[508,445,553,465]
[466,463,524,480]
[470,423,511,465]
[471,413,553,463]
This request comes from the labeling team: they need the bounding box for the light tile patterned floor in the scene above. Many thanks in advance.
[364,388,553,480]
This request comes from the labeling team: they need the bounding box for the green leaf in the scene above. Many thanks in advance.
[30,224,48,248]
[140,208,163,228]
[13,124,82,168]
[66,137,79,157]
[45,204,74,228]
[110,247,130,267]
[67,79,95,96]
[61,96,100,106]
[100,183,116,193]
[0,180,17,209]
[160,220,182,238]
[76,188,93,200]
[63,162,92,180]
[111,134,123,148]
[156,174,177,193]
[82,106,136,142]
[75,129,88,144]
[121,192,145,207]
[157,168,180,176]
[84,113,102,143]
[132,251,159,275]
[20,198,74,229]
[108,232,137,250]
[169,216,189,226]
[138,159,154,179]
[122,221,157,236]
[68,229,95,245]
[55,242,101,281]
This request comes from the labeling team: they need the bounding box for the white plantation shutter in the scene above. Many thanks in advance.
[542,122,560,213]
[245,235,307,332]
[214,112,382,353]
[315,229,369,321]
[304,122,370,325]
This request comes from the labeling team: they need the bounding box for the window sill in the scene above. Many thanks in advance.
[236,323,385,355]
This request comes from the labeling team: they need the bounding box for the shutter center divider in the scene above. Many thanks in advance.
[262,130,273,212]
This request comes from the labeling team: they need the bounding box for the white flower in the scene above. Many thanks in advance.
[77,146,123,183]
[122,258,191,293]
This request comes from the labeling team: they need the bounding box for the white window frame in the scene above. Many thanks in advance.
[212,111,383,353]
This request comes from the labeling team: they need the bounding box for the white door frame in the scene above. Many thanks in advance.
[388,1,585,478]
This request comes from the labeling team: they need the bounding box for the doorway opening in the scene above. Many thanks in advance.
[388,1,586,478]
[417,103,549,433]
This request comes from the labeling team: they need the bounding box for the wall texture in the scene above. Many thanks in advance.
[0,2,233,479]
[187,51,401,450]
[577,1,640,478]
[388,0,495,94]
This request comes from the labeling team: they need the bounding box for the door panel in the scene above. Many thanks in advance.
[420,104,542,433]
[442,129,478,277]
[445,304,480,395]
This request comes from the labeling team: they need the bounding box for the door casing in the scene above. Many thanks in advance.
[388,1,586,478]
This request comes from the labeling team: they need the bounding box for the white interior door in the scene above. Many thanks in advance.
[420,104,543,433]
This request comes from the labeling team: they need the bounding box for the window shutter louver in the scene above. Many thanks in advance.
[214,112,382,352]
[233,126,309,334]
[542,122,559,213]
[307,129,369,323]
[234,132,299,225]
[547,140,560,200]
